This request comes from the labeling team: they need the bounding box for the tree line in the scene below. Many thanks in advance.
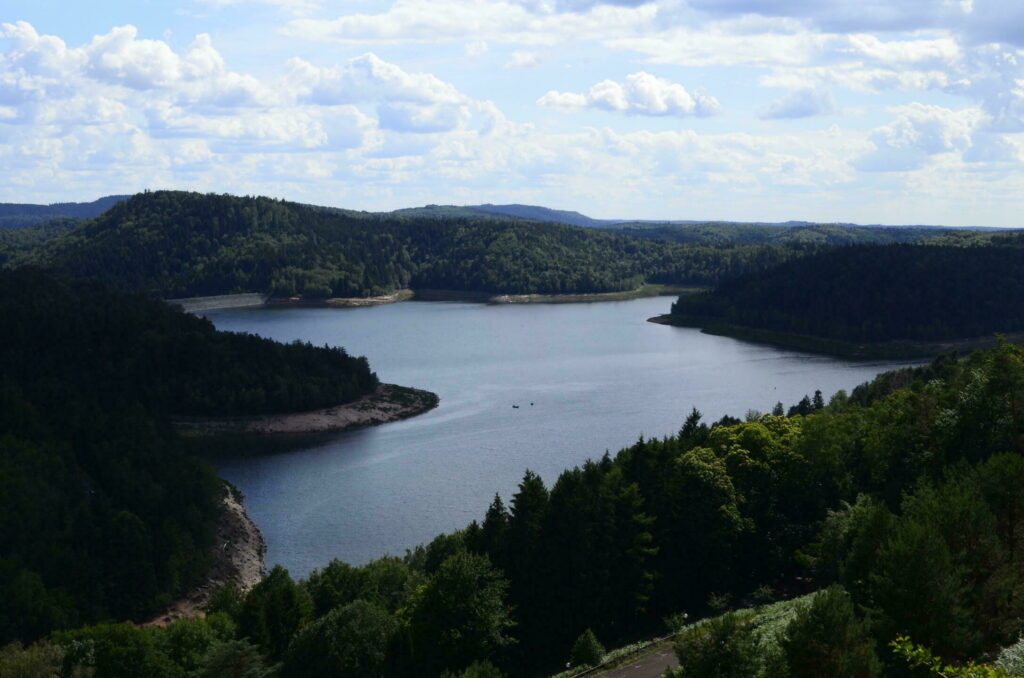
[17,191,800,299]
[670,243,1024,343]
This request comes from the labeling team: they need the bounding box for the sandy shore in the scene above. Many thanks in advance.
[144,485,266,626]
[176,384,439,436]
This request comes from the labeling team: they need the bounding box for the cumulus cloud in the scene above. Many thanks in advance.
[0,19,497,168]
[539,72,721,117]
[856,103,984,171]
[759,88,837,119]
[287,53,464,106]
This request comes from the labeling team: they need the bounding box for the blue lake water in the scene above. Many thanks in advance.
[207,297,914,577]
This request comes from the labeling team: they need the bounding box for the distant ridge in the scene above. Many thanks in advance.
[468,204,617,228]
[0,195,128,228]
[390,202,1008,232]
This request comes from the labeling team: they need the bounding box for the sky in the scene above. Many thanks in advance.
[1,1,1023,225]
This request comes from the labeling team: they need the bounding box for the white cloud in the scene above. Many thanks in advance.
[539,72,721,117]
[4,8,1024,225]
[283,0,658,45]
[505,50,540,69]
[288,53,464,106]
[760,88,837,119]
[856,103,985,171]
[844,34,961,66]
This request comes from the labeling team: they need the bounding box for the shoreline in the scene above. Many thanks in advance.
[144,484,266,626]
[167,284,702,313]
[650,313,1023,360]
[175,383,439,436]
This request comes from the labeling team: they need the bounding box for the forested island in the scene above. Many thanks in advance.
[0,268,435,646]
[658,242,1024,358]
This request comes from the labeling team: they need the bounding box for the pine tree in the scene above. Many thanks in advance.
[778,585,881,678]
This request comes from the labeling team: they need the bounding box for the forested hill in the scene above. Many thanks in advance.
[393,203,617,228]
[667,243,1024,345]
[0,267,385,642]
[22,190,796,298]
[0,195,126,228]
[1,268,379,417]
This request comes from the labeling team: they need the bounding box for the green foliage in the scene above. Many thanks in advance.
[195,639,276,678]
[776,585,880,678]
[282,600,398,678]
[406,551,515,675]
[995,636,1024,676]
[441,660,505,678]
[0,640,83,678]
[158,614,236,673]
[0,267,383,644]
[672,613,763,678]
[238,566,312,661]
[24,191,798,298]
[569,629,605,667]
[55,623,183,678]
[618,221,943,247]
[890,635,1009,677]
[0,268,378,418]
[671,243,1024,343]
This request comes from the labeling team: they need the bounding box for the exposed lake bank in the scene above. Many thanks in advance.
[175,384,439,437]
[144,484,265,626]
[167,284,697,313]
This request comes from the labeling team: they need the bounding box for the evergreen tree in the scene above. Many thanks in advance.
[238,566,312,661]
[778,585,881,678]
[569,629,605,667]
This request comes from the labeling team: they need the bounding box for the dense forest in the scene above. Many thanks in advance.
[1,268,378,417]
[669,243,1024,343]
[0,218,78,266]
[16,191,800,299]
[9,340,1024,676]
[0,268,383,644]
[616,221,946,246]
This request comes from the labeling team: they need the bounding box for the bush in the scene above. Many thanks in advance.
[282,600,398,678]
[673,613,761,678]
[569,629,605,667]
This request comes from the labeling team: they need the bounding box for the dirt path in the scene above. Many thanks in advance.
[143,487,266,626]
[175,384,439,436]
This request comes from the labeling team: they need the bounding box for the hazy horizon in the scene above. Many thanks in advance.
[3,1,1024,226]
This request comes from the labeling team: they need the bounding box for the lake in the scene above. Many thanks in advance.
[207,297,915,577]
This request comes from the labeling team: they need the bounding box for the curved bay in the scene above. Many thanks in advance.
[207,297,914,577]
